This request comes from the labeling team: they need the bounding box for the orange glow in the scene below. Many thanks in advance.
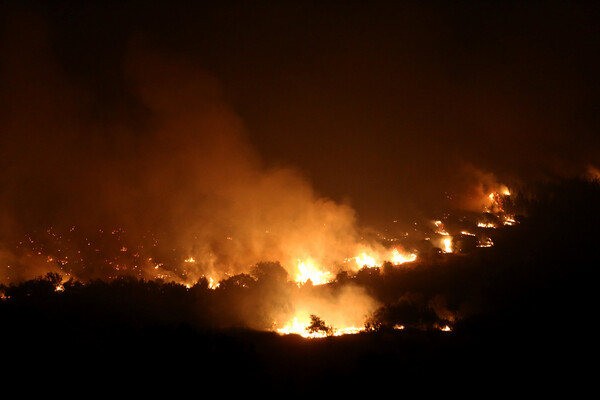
[391,248,417,265]
[354,253,379,268]
[434,220,450,235]
[275,315,365,338]
[208,277,220,289]
[443,237,453,253]
[296,259,333,285]
[477,238,494,248]
[276,317,317,337]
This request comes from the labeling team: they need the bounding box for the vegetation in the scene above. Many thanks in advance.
[306,314,333,336]
[0,177,597,392]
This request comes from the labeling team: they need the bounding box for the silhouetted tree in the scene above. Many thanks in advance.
[250,261,288,285]
[335,270,350,284]
[306,314,333,336]
[217,273,256,291]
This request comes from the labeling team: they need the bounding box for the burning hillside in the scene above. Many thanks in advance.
[1,2,599,393]
[1,177,597,395]
[0,177,526,338]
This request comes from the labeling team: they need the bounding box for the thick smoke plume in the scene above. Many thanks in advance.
[0,12,375,286]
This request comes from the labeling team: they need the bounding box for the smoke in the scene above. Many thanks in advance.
[283,283,380,331]
[0,10,379,285]
[445,162,512,213]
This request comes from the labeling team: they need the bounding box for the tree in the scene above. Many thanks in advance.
[217,273,256,291]
[250,261,288,285]
[306,314,333,336]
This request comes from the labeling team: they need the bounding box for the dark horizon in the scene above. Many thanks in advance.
[2,1,598,232]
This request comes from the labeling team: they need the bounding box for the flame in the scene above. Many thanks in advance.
[503,215,517,226]
[208,277,220,289]
[354,253,379,268]
[391,248,417,265]
[275,315,365,338]
[477,237,494,248]
[276,317,315,337]
[434,220,450,235]
[443,237,453,253]
[352,247,416,269]
[296,259,332,285]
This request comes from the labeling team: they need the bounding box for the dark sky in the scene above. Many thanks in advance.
[2,0,599,230]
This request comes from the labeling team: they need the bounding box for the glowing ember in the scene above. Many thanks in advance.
[477,222,496,228]
[334,327,364,336]
[184,257,196,263]
[440,325,452,332]
[477,238,494,248]
[434,220,450,235]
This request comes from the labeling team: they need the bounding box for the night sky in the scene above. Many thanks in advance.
[1,0,599,230]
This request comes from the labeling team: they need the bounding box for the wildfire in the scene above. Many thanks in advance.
[208,277,220,289]
[434,220,450,235]
[477,237,494,248]
[351,247,417,269]
[0,177,517,340]
[443,237,453,253]
[275,316,365,338]
[355,253,379,268]
[391,248,417,265]
[276,317,314,337]
[296,259,333,285]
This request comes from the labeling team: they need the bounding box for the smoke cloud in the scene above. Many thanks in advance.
[0,10,379,286]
